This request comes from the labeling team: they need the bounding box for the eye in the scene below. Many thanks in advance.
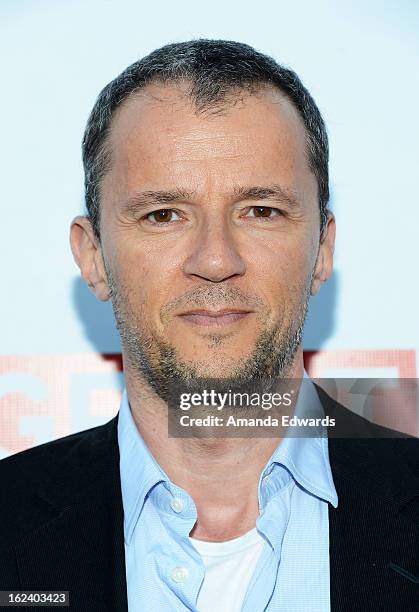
[246,206,282,218]
[145,209,181,223]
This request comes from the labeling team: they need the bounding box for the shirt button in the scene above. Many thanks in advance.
[170,497,184,513]
[171,566,189,583]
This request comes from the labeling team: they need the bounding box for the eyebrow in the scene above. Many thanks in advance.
[121,183,300,215]
[232,184,300,209]
[122,188,195,215]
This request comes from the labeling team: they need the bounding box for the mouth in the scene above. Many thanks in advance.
[177,308,254,327]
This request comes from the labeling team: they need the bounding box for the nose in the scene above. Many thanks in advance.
[182,219,246,282]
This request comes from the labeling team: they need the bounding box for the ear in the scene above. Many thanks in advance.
[310,211,336,296]
[69,216,111,301]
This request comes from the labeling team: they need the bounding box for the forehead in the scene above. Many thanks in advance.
[103,82,314,199]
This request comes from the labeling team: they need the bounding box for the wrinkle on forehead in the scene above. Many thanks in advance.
[108,85,306,163]
[100,81,317,217]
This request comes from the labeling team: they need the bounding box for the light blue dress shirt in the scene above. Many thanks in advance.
[118,372,338,611]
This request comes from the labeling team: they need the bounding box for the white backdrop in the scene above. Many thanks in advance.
[1,0,418,456]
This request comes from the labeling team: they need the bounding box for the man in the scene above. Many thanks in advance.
[0,40,417,611]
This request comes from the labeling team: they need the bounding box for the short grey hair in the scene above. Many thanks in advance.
[82,39,329,241]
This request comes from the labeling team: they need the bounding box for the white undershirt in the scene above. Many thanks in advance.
[189,528,265,612]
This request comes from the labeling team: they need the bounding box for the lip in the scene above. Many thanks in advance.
[177,308,254,326]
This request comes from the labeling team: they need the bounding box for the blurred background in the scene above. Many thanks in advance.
[1,0,418,456]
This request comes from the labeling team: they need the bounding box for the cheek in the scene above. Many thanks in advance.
[112,245,182,317]
[246,234,315,300]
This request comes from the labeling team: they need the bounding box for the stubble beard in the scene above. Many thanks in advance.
[104,263,313,402]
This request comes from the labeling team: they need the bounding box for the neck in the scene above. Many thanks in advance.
[123,349,304,541]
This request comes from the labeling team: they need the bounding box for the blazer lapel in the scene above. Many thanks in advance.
[14,415,128,612]
[314,384,419,612]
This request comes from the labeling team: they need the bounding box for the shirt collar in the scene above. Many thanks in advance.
[118,388,169,544]
[118,370,338,544]
[258,371,338,510]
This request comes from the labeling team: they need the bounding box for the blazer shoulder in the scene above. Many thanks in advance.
[0,417,118,508]
[314,383,419,504]
[0,415,120,570]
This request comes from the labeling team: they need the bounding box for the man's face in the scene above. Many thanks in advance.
[79,83,334,394]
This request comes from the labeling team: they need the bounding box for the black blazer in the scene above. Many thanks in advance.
[0,384,417,611]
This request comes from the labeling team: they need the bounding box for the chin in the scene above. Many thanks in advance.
[182,355,250,379]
